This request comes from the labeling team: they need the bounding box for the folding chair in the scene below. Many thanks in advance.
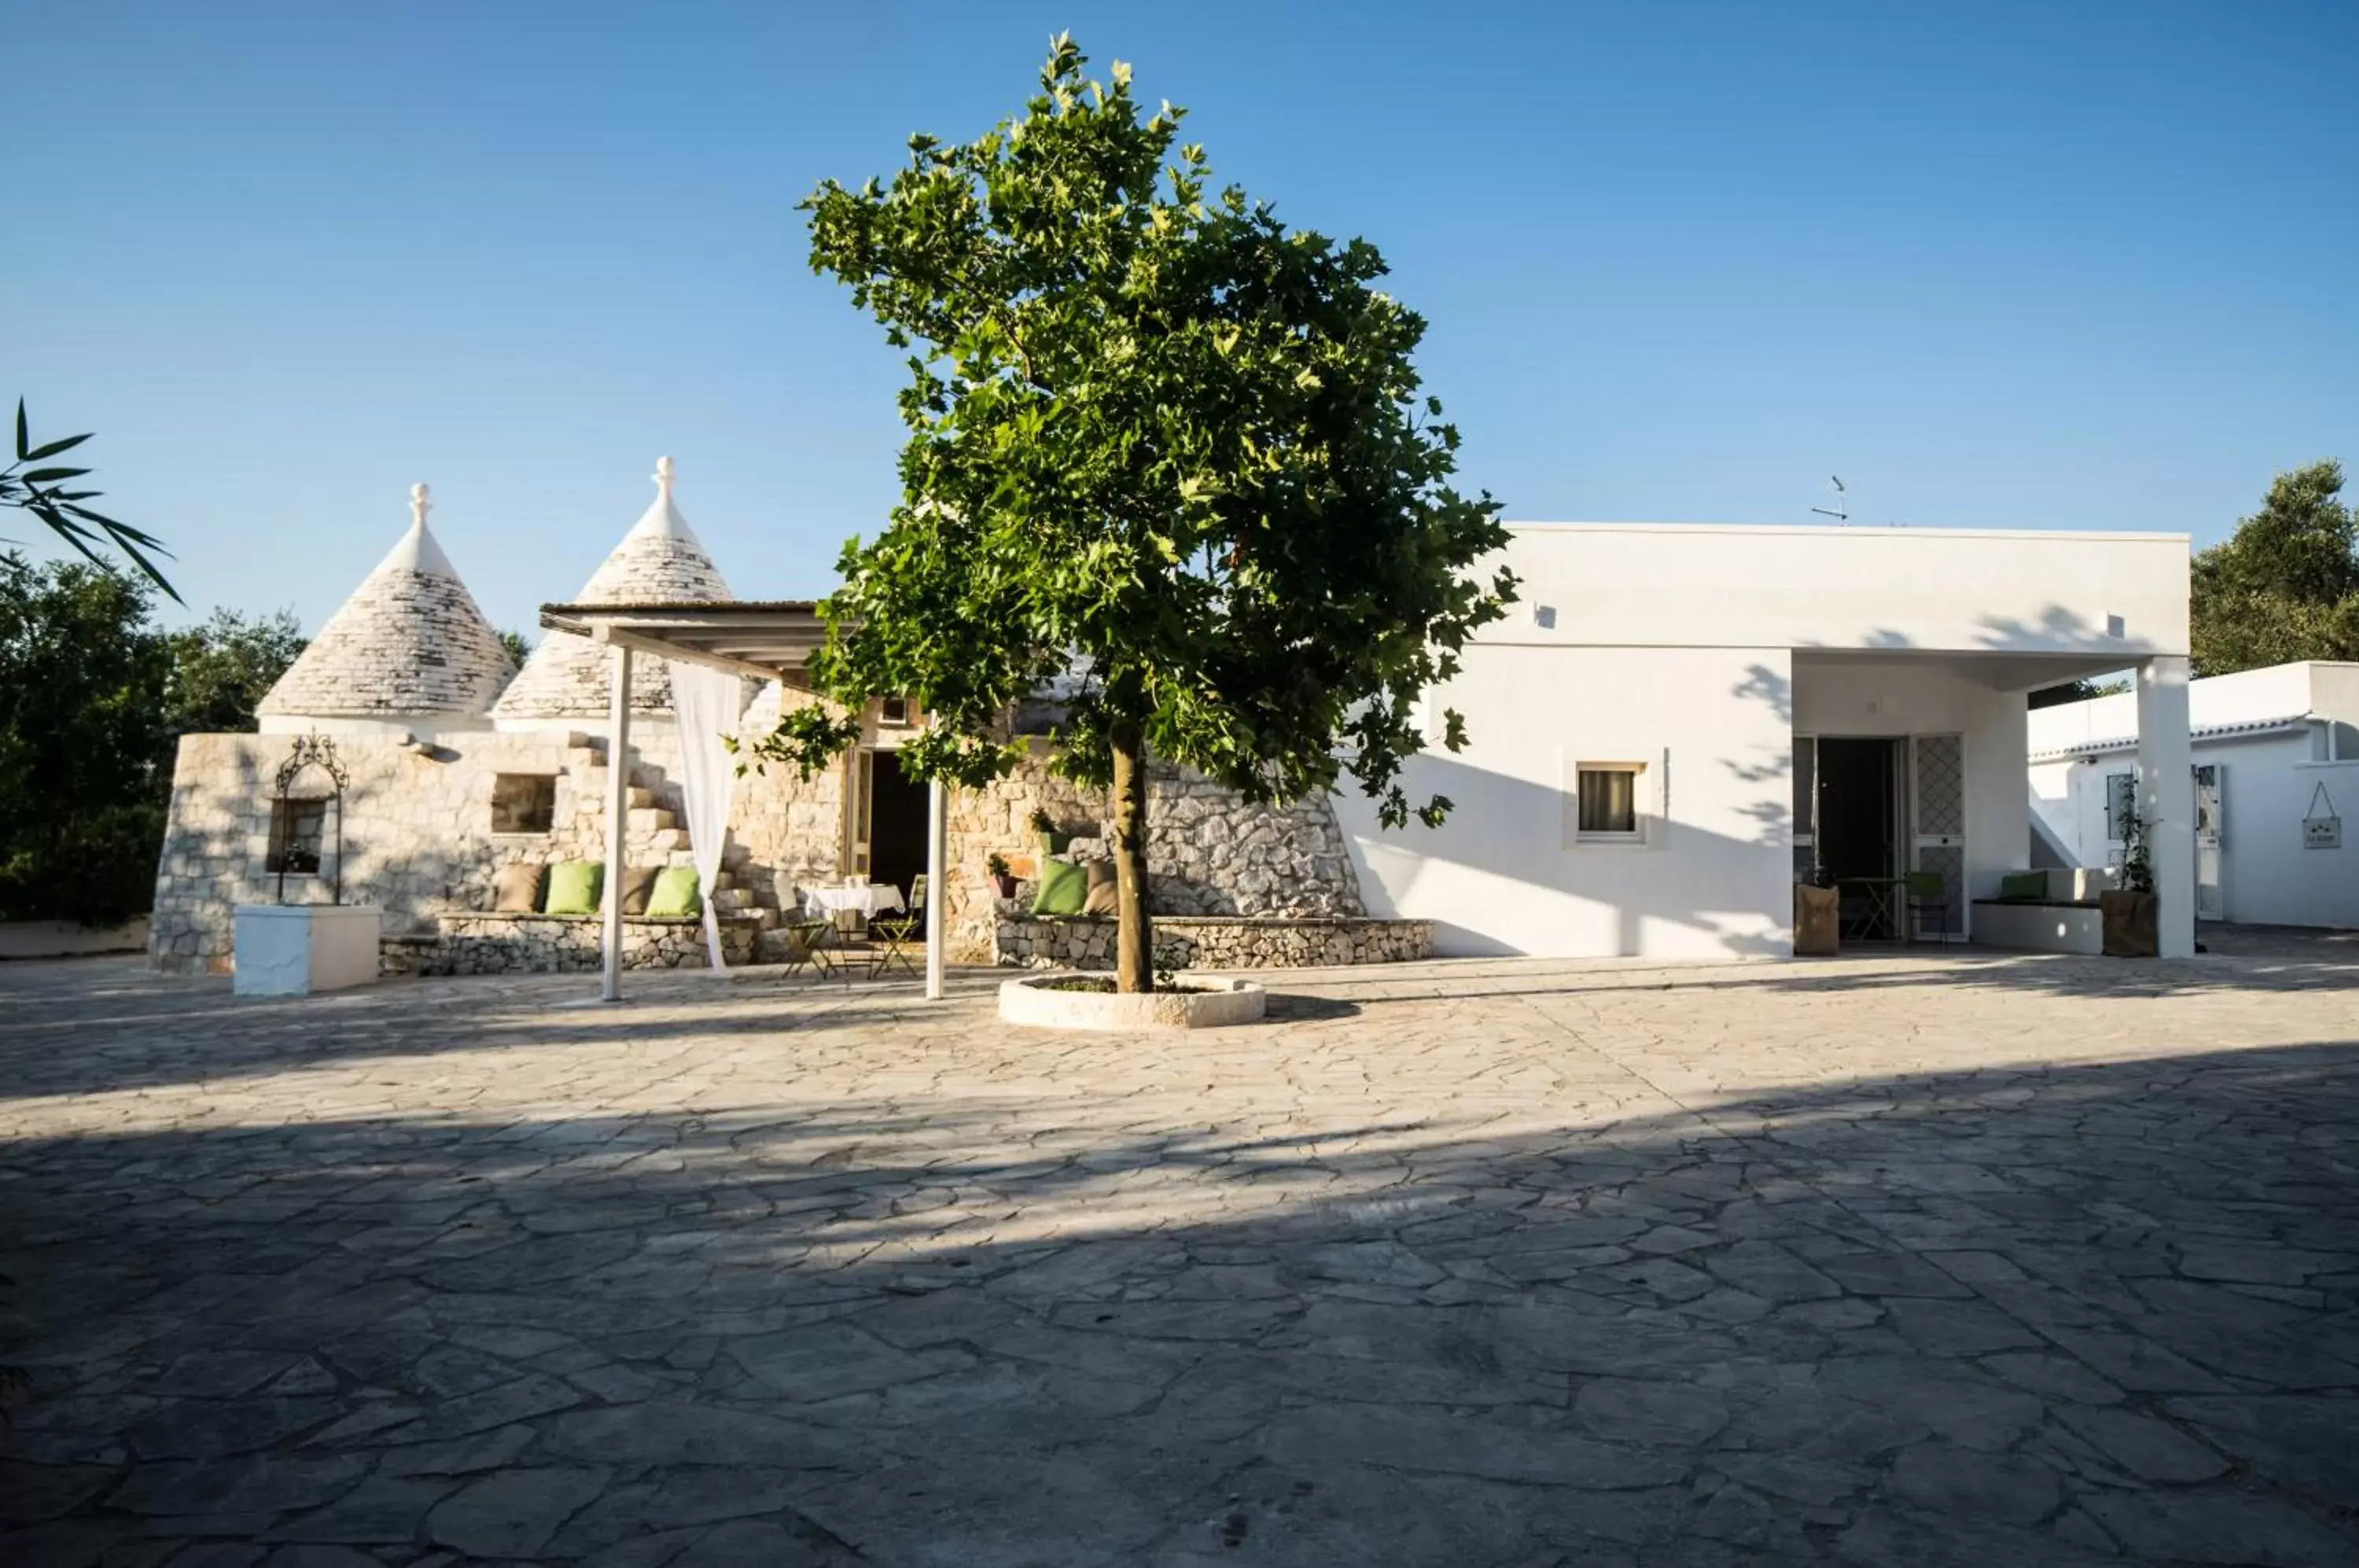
[1904,870,1954,945]
[871,874,926,978]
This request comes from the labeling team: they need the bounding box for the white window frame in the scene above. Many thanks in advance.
[1572,760,1650,845]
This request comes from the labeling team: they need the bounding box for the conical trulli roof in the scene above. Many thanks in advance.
[491,458,733,721]
[259,485,515,720]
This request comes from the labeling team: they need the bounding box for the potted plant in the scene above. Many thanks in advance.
[2100,799,2160,956]
[986,852,1018,901]
[1029,806,1070,857]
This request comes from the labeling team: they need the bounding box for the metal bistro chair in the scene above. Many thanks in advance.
[1904,870,1955,945]
[870,874,926,978]
[804,885,879,981]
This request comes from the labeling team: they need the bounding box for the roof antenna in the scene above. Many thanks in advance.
[1811,475,1847,524]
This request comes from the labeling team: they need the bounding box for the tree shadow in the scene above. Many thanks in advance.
[2,1006,2354,1562]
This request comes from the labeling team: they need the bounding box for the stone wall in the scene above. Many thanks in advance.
[154,720,1368,977]
[381,914,759,976]
[939,751,1364,962]
[149,727,839,974]
[994,915,1430,970]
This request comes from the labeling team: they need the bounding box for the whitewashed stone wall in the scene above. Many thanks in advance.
[993,915,1430,970]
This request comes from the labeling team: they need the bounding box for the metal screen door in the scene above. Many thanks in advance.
[2194,764,2224,920]
[1909,734,1966,940]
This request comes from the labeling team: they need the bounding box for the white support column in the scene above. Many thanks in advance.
[2136,655,2196,959]
[925,777,947,1000]
[601,642,635,1001]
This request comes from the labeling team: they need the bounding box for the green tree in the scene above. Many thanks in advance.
[0,552,171,924]
[2191,461,2359,675]
[163,608,307,743]
[2,399,175,598]
[2026,675,2131,710]
[751,38,1516,990]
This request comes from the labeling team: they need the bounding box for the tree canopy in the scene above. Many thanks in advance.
[751,37,1516,988]
[0,555,302,925]
[2191,460,2359,675]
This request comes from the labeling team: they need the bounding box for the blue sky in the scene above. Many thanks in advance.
[8,1,2355,635]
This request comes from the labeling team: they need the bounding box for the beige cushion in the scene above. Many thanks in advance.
[1082,858,1118,918]
[491,863,544,913]
[617,865,659,916]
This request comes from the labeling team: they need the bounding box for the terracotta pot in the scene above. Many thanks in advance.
[1793,884,1840,957]
[2099,889,2158,957]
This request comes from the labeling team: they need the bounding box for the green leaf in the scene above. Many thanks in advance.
[21,432,93,462]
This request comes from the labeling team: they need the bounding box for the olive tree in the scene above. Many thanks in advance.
[753,37,1516,991]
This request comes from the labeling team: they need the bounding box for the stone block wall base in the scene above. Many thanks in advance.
[993,915,1431,970]
[998,973,1268,1031]
[380,914,759,977]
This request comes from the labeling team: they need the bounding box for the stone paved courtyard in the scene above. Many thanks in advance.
[3,933,2357,1566]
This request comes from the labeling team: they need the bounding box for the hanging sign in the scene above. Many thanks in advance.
[2303,781,2342,851]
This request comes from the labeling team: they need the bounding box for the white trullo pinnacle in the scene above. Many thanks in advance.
[490,457,735,721]
[260,483,514,721]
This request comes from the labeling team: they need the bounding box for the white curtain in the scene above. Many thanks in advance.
[667,662,742,970]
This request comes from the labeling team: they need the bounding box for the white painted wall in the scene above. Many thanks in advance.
[2034,736,2357,929]
[1338,646,1795,959]
[1792,656,2032,912]
[1337,524,2184,960]
[1501,524,2189,657]
[2030,661,2359,930]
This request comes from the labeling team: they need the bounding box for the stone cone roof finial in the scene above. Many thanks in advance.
[489,456,736,722]
[259,482,513,720]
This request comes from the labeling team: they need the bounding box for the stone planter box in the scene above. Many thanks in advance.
[234,904,383,996]
[998,972,1268,1031]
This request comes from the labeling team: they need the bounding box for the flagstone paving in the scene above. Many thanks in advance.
[2,929,2356,1565]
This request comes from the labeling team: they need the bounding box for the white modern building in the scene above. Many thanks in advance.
[1335,522,2198,959]
[2030,661,2359,930]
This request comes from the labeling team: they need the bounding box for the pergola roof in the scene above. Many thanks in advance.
[537,599,837,687]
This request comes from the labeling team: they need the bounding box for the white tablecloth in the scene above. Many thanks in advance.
[804,884,906,918]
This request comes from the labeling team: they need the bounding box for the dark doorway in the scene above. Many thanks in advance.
[1816,737,1904,940]
[866,749,930,904]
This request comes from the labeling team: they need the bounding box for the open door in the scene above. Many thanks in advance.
[1910,733,1966,940]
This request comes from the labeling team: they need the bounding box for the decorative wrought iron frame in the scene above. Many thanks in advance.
[272,732,351,905]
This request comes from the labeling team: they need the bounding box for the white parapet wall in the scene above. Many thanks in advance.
[234,905,383,996]
[1972,900,2103,956]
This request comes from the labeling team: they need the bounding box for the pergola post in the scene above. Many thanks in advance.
[601,642,635,1002]
[2136,654,2196,959]
[926,778,947,1000]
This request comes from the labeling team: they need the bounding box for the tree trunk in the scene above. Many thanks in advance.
[1110,721,1154,993]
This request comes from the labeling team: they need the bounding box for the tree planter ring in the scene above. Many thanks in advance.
[998,971,1268,1030]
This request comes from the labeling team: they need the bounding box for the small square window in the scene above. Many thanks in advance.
[267,798,327,875]
[1575,764,1644,841]
[492,774,558,834]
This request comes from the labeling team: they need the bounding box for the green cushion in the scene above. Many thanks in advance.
[544,860,602,915]
[1999,870,2048,902]
[646,866,701,919]
[1032,859,1088,917]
